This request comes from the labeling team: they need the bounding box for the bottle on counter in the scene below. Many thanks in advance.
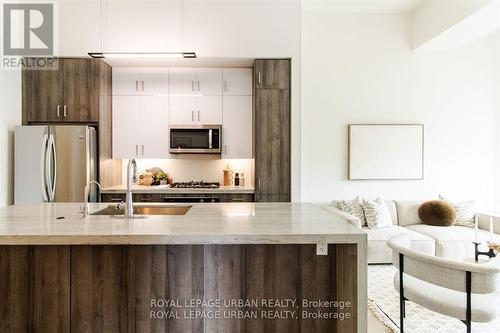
[223,169,233,186]
[234,173,240,186]
[239,173,245,187]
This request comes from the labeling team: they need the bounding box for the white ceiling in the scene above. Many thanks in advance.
[302,0,424,13]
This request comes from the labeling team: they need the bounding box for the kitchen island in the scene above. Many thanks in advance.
[0,203,367,333]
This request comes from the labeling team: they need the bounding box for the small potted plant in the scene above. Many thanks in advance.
[156,171,169,185]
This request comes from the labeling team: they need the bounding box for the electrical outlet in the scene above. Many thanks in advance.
[316,242,328,255]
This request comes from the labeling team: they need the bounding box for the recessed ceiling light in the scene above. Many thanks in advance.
[88,52,197,59]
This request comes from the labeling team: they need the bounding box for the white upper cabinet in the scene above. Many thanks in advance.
[222,96,253,159]
[196,69,222,96]
[169,68,222,96]
[141,96,169,158]
[223,69,253,96]
[139,69,169,95]
[169,96,196,124]
[169,69,196,96]
[104,0,182,52]
[169,69,223,125]
[58,0,101,56]
[113,68,141,96]
[197,96,223,124]
[113,95,169,159]
[113,96,142,159]
[113,68,168,96]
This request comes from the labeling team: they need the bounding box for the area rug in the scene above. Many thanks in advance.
[368,264,500,333]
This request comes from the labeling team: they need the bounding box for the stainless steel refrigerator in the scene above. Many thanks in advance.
[14,125,98,204]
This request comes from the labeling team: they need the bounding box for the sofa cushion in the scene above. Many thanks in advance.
[363,226,435,263]
[362,197,393,229]
[439,195,475,228]
[396,200,425,226]
[405,224,500,260]
[336,197,366,225]
[418,200,456,226]
[333,200,398,226]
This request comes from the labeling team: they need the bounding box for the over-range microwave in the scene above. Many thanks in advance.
[169,125,221,154]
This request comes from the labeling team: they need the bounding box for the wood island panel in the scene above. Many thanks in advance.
[0,244,358,333]
[0,246,70,333]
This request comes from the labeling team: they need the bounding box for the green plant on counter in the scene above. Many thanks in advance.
[155,171,169,181]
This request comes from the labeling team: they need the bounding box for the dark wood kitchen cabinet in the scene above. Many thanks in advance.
[22,58,102,124]
[101,192,254,203]
[254,59,291,202]
[254,59,290,90]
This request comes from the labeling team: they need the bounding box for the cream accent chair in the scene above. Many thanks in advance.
[387,234,500,333]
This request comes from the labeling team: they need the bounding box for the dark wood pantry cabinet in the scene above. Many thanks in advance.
[254,59,291,202]
[254,59,290,90]
[22,58,102,124]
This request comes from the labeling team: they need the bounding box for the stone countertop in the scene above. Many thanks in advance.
[0,203,365,245]
[101,185,255,194]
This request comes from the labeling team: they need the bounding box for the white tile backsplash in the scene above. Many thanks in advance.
[121,158,254,186]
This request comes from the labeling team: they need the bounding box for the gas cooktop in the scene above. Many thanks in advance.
[170,181,220,189]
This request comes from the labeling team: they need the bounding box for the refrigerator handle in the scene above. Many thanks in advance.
[49,134,57,201]
[41,134,49,202]
[47,134,57,201]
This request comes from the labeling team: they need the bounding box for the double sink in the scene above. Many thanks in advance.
[90,205,192,216]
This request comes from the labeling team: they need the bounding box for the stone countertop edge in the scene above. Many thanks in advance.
[0,202,366,245]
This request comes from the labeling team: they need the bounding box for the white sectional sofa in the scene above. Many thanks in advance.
[327,200,500,264]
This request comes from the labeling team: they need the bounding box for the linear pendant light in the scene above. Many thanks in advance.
[88,52,197,59]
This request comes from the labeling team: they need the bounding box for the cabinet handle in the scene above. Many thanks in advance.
[57,105,61,117]
[110,198,123,203]
[258,72,261,84]
[224,144,227,154]
[192,110,194,122]
[197,110,200,121]
[63,106,68,117]
[191,80,194,92]
[142,144,144,156]
[135,145,138,156]
[224,81,227,92]
[231,198,244,202]
[142,80,144,91]
[197,80,200,92]
[136,80,138,91]
[258,179,261,191]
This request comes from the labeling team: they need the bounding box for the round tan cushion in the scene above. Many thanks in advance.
[418,200,456,226]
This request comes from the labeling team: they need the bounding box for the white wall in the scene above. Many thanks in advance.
[0,69,22,207]
[301,13,500,209]
[412,0,492,49]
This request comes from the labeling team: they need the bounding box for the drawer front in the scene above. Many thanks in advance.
[161,193,222,203]
[102,193,254,203]
[222,194,255,203]
[101,193,126,203]
[133,193,162,202]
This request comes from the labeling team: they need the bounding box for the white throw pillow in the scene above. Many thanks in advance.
[337,196,367,226]
[439,195,475,228]
[362,197,393,229]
